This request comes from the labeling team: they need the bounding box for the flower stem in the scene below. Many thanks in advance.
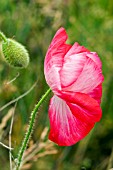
[0,32,7,42]
[15,88,51,170]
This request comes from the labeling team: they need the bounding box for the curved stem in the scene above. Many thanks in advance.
[0,32,7,42]
[15,88,51,170]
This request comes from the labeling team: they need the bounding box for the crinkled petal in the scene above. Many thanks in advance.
[44,27,71,93]
[86,52,102,69]
[58,91,102,121]
[60,42,91,88]
[64,42,90,59]
[46,67,61,94]
[88,84,102,104]
[60,53,87,88]
[49,95,96,146]
[62,56,104,94]
[66,92,102,122]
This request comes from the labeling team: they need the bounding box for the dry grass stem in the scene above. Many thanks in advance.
[0,141,13,150]
[0,81,38,112]
[9,103,17,170]
[6,72,20,85]
[0,108,14,130]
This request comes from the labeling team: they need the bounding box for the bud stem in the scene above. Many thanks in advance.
[0,32,7,43]
[15,88,51,170]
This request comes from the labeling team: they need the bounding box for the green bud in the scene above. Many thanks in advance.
[0,32,29,68]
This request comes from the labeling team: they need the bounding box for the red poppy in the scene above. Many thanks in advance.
[44,27,104,146]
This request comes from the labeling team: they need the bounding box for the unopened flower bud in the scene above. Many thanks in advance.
[0,32,29,68]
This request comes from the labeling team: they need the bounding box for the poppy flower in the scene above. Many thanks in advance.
[44,27,104,146]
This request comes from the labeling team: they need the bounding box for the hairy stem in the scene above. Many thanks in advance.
[15,88,51,170]
[0,32,7,42]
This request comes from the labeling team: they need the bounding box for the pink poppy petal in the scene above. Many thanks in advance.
[88,84,102,104]
[66,93,102,123]
[86,52,102,68]
[49,95,95,146]
[44,27,71,93]
[45,66,62,93]
[64,42,90,59]
[60,42,90,87]
[63,57,104,94]
[60,53,87,88]
[58,91,102,121]
[44,27,71,73]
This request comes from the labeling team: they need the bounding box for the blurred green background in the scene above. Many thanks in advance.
[0,0,113,170]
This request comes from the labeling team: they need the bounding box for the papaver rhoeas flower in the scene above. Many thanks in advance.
[44,27,104,146]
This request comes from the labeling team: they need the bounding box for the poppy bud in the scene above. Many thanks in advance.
[0,32,29,68]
